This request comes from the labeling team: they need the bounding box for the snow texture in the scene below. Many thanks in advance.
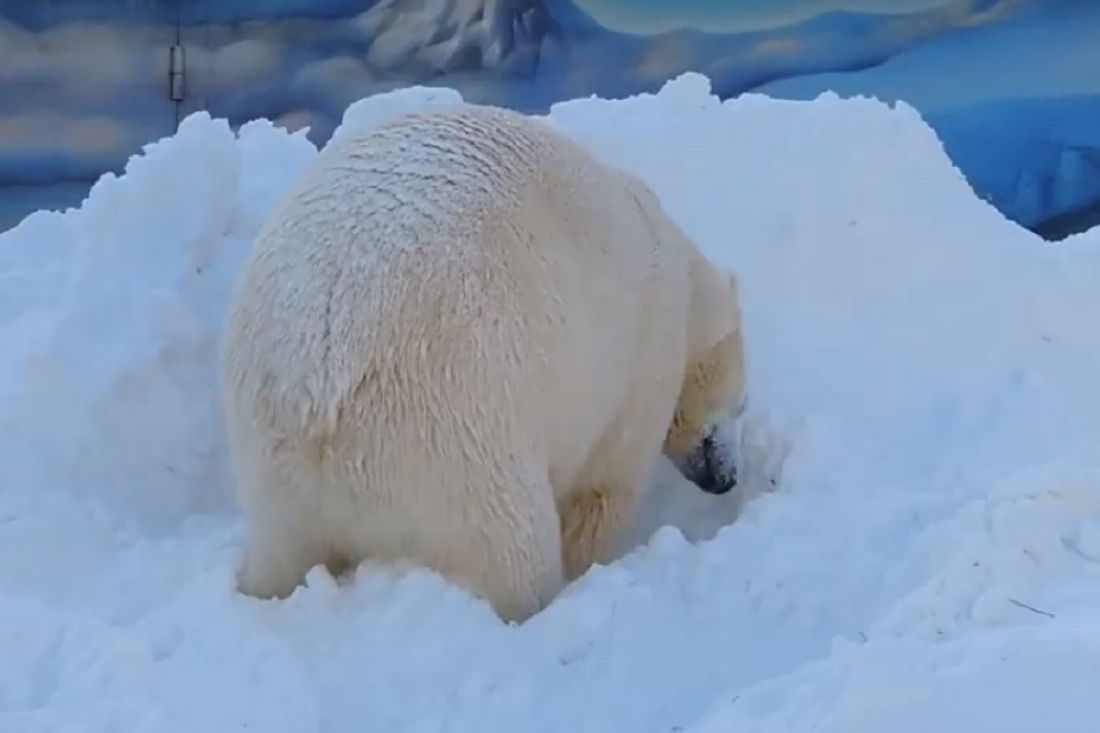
[755,0,1100,232]
[2,72,1100,732]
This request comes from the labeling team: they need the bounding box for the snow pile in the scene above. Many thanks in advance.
[0,113,317,529]
[2,73,1100,732]
[755,1,1100,233]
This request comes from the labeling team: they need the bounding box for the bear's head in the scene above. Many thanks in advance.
[664,272,745,495]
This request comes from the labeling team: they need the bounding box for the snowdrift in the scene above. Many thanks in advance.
[2,73,1100,732]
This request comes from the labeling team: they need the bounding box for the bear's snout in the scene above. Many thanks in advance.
[683,428,737,495]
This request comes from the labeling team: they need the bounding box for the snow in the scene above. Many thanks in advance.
[753,0,1100,232]
[3,72,1100,731]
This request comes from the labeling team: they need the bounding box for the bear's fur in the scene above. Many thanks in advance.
[220,103,745,622]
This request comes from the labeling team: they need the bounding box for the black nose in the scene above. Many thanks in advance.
[697,435,737,495]
[696,468,737,495]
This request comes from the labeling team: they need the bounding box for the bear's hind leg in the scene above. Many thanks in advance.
[237,508,332,599]
[234,457,333,600]
[436,465,565,623]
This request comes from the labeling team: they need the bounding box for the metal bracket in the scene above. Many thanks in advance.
[168,44,186,102]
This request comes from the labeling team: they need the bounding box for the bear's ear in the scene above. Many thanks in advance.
[726,270,743,323]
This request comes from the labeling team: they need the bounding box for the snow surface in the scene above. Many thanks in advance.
[753,0,1100,233]
[3,72,1100,732]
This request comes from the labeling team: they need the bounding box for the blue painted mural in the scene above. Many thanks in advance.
[2,0,1098,238]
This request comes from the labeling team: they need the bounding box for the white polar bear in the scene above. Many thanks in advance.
[220,102,745,622]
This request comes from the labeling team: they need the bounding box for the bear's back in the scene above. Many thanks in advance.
[224,106,580,429]
[222,103,681,445]
[242,105,598,307]
[306,104,556,248]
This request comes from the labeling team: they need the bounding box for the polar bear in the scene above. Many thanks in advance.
[220,102,745,622]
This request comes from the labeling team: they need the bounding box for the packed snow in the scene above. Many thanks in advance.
[755,1,1100,233]
[2,72,1100,732]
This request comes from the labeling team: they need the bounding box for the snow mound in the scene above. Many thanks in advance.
[2,72,1100,732]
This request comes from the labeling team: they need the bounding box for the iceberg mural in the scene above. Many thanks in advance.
[1,0,1098,238]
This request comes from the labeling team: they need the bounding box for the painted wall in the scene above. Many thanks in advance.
[2,0,1098,237]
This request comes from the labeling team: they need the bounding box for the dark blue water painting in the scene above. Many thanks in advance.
[1,0,1097,238]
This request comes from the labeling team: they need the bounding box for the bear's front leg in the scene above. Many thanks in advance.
[559,487,639,581]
